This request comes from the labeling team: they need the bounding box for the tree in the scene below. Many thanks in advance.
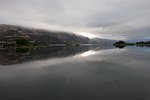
[15,38,28,45]
[118,41,126,44]
[114,41,126,45]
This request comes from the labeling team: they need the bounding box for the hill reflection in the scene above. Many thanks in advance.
[0,45,114,65]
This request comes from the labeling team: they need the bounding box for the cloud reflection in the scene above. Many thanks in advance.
[80,50,95,57]
[0,46,150,100]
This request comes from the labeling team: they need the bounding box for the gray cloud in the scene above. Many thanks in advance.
[0,0,150,41]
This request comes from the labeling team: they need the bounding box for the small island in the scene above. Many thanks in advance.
[114,41,134,45]
[113,40,150,48]
[113,41,135,48]
[136,41,150,45]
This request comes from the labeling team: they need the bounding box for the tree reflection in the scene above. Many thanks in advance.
[16,48,29,53]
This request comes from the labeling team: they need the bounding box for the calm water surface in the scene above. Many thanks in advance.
[0,45,150,100]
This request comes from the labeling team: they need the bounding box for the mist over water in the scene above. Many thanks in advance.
[0,45,150,100]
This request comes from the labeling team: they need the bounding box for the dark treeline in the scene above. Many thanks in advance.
[136,41,150,45]
[114,40,150,45]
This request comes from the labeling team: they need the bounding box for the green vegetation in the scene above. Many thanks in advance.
[3,39,49,48]
[3,43,49,47]
[15,44,22,47]
[136,41,150,45]
[113,41,126,45]
[24,44,49,46]
[3,44,16,46]
[113,41,135,45]
[76,44,80,46]
[114,40,150,47]
[3,38,49,47]
[66,44,80,46]
[33,44,49,46]
[113,41,135,49]
[16,38,28,45]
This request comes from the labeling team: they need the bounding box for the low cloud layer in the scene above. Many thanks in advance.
[0,0,150,41]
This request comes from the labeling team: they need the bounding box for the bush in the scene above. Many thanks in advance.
[16,38,28,45]
[76,44,80,46]
[113,41,126,45]
[15,44,21,47]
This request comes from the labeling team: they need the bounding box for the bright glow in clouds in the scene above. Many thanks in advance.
[80,51,95,57]
[79,32,97,38]
[0,0,150,41]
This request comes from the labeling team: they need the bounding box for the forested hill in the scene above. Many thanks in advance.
[0,24,115,45]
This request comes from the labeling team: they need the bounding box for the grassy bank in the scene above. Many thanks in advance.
[3,44,49,47]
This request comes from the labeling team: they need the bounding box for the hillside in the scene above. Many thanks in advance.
[0,24,115,45]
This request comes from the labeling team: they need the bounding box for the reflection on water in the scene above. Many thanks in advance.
[80,50,95,56]
[0,45,150,100]
[0,45,113,65]
[115,45,126,49]
[16,48,29,53]
[136,45,150,48]
[115,44,150,49]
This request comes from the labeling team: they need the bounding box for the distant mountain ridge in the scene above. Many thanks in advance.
[0,24,116,45]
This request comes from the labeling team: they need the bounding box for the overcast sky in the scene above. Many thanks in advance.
[0,0,150,41]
